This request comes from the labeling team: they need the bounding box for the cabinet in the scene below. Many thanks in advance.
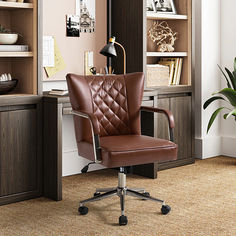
[0,100,42,205]
[108,0,194,175]
[156,93,193,170]
[0,0,42,205]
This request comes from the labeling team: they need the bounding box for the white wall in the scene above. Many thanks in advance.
[43,0,107,176]
[220,0,236,157]
[194,0,222,159]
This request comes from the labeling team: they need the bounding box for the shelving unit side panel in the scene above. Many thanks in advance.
[33,0,38,95]
[174,0,188,15]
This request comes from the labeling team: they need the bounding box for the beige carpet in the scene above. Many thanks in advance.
[0,157,235,236]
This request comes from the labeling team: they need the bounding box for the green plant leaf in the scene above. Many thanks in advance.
[223,113,228,119]
[234,57,236,72]
[203,96,225,110]
[207,107,225,133]
[226,109,236,119]
[218,65,232,88]
[214,88,236,107]
[225,67,236,90]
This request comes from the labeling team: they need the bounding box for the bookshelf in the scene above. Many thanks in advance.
[0,0,38,97]
[146,0,192,88]
[0,0,42,206]
[108,0,194,174]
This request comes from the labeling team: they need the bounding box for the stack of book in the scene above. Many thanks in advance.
[0,45,29,52]
[49,89,68,96]
[158,58,183,85]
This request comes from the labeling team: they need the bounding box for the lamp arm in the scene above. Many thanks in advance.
[114,41,126,74]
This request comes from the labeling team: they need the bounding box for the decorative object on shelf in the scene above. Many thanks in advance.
[66,15,80,37]
[0,73,12,81]
[147,0,156,13]
[204,58,236,133]
[0,25,23,45]
[153,0,177,14]
[0,73,18,95]
[146,64,170,87]
[148,21,177,52]
[100,36,126,74]
[79,0,95,33]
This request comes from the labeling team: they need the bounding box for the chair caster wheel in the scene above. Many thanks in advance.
[161,205,171,215]
[119,215,128,226]
[94,192,101,197]
[78,206,88,215]
[142,192,150,200]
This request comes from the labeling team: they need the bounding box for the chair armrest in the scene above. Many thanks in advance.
[71,110,102,163]
[72,110,100,135]
[141,106,175,141]
[141,106,175,128]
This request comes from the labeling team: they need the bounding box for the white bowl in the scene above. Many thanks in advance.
[0,33,18,45]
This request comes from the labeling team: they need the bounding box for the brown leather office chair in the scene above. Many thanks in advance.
[66,72,177,226]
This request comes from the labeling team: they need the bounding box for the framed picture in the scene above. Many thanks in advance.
[154,0,177,14]
[66,15,80,37]
[147,0,156,12]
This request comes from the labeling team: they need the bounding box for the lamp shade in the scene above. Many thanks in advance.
[100,37,117,57]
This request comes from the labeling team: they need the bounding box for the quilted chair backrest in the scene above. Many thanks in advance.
[66,73,144,142]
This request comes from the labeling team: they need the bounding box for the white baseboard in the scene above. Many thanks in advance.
[195,136,222,159]
[221,136,236,158]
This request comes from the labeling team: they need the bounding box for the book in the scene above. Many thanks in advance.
[176,58,183,85]
[172,58,180,85]
[159,58,182,85]
[158,60,175,85]
[0,45,28,52]
[49,89,68,96]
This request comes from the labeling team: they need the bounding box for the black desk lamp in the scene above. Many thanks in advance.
[100,36,126,74]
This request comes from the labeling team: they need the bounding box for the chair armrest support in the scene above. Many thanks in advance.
[71,110,102,164]
[141,106,175,142]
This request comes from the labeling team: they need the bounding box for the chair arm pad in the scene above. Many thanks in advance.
[141,106,175,129]
[72,110,100,135]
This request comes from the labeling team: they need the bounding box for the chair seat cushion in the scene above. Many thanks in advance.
[99,135,177,168]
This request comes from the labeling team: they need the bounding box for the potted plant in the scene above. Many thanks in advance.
[204,58,236,133]
[0,25,20,45]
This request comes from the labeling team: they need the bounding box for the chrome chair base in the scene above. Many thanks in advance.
[78,168,171,225]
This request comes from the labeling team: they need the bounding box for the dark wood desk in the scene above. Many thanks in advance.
[43,90,158,201]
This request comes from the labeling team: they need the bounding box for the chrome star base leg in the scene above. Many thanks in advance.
[78,167,171,225]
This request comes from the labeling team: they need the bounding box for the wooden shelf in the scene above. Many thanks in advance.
[0,52,33,57]
[0,2,33,9]
[147,13,188,20]
[147,52,188,57]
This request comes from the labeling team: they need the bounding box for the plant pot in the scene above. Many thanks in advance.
[0,33,18,45]
[0,79,18,95]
